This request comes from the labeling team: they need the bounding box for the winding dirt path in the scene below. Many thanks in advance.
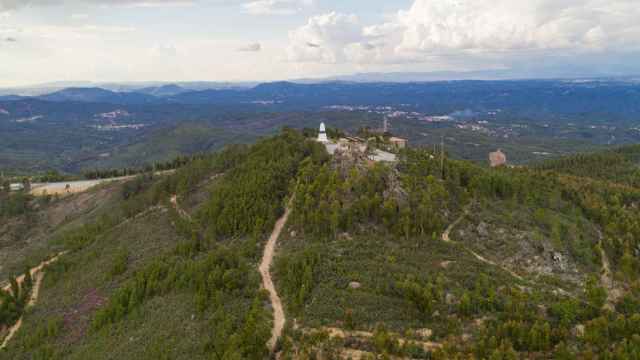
[1,252,65,349]
[442,205,524,281]
[260,203,292,353]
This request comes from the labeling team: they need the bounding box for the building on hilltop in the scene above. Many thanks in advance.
[389,137,408,149]
[489,149,507,167]
[318,123,398,163]
[317,122,329,143]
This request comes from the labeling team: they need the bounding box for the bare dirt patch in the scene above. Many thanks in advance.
[62,288,107,344]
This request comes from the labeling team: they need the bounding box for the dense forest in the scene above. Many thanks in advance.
[535,144,640,187]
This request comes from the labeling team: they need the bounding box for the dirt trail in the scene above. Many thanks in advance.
[170,195,192,220]
[260,203,292,353]
[443,206,601,308]
[1,253,64,349]
[1,252,65,295]
[596,230,622,311]
[442,205,524,281]
[321,327,442,352]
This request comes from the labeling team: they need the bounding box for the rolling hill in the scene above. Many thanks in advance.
[1,129,639,359]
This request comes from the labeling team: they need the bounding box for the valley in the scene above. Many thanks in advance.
[2,79,640,174]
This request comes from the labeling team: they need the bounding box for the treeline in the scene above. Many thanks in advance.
[82,154,197,180]
[198,128,327,240]
[91,244,271,359]
[290,146,573,242]
[275,248,321,314]
[116,144,251,218]
[0,192,32,218]
[0,269,34,331]
[560,175,640,282]
[5,132,308,357]
[301,126,345,140]
[291,159,448,241]
[534,145,640,187]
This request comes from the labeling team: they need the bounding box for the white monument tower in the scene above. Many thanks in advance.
[317,122,329,143]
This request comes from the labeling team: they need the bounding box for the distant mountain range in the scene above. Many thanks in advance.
[0,79,635,124]
[2,76,640,174]
[39,87,162,105]
[0,81,257,97]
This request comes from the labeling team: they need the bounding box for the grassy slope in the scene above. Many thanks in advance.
[85,123,256,172]
[2,130,314,359]
[0,184,123,281]
[3,210,206,359]
[0,177,260,360]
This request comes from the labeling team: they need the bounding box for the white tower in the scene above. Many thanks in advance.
[317,122,329,143]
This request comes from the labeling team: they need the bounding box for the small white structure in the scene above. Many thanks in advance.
[368,149,397,162]
[9,183,24,192]
[317,122,329,143]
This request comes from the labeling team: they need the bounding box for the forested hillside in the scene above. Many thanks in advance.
[274,139,640,358]
[535,144,640,187]
[0,129,323,358]
[1,129,639,359]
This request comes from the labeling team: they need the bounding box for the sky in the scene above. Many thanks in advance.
[1,0,639,86]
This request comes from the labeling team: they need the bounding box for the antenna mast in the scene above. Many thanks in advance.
[440,136,445,179]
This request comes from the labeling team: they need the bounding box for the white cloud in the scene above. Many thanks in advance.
[150,43,178,56]
[0,0,194,12]
[237,42,261,51]
[287,0,640,66]
[286,12,362,63]
[70,13,89,19]
[243,0,311,16]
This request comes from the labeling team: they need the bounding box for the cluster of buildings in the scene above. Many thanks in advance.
[316,122,507,168]
[316,122,407,163]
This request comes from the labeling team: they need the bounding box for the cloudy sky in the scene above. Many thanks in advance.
[1,0,639,86]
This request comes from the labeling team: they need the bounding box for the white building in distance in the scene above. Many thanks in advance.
[317,122,329,143]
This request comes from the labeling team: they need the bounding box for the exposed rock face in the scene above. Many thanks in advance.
[459,208,587,287]
[445,293,457,305]
[349,281,362,289]
[415,328,433,339]
[477,222,490,237]
[552,252,568,271]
